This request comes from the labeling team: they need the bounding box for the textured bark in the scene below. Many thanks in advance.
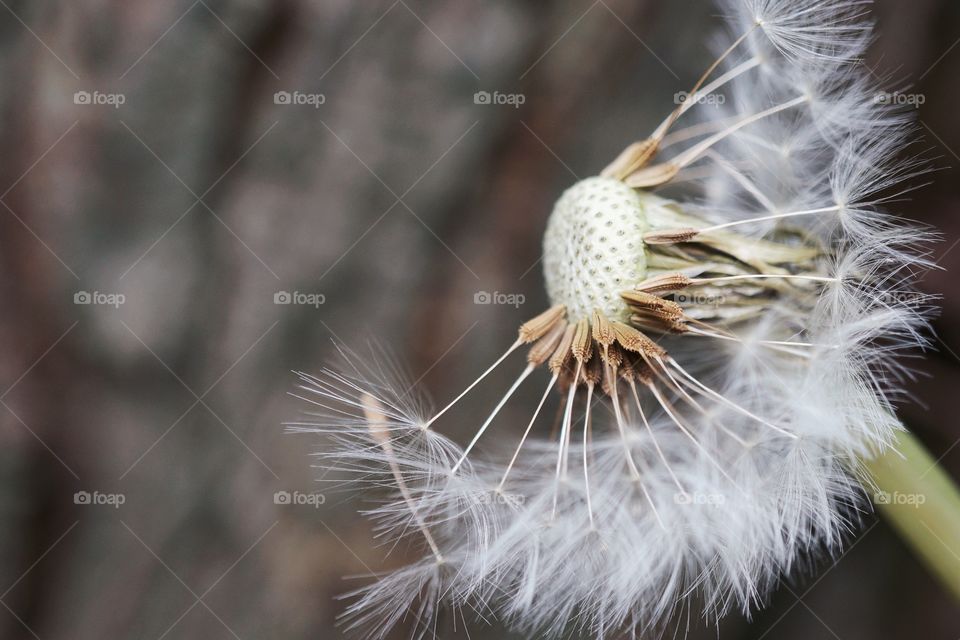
[0,1,957,638]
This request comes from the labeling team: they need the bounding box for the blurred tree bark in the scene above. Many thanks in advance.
[0,1,957,639]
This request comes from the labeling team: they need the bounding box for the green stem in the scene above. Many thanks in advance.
[862,430,960,600]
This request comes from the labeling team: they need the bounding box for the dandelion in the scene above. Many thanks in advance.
[292,1,948,637]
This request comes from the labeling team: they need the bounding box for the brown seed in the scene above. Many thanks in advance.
[600,138,660,180]
[572,318,593,363]
[583,356,603,386]
[591,309,616,350]
[634,272,693,295]
[612,321,667,358]
[548,324,576,375]
[519,305,567,343]
[362,393,390,444]
[600,360,619,396]
[624,162,680,188]
[643,228,700,245]
[630,358,655,386]
[527,320,567,366]
[629,314,689,334]
[621,291,684,319]
[602,342,625,368]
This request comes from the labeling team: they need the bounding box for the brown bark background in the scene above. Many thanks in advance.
[0,1,958,638]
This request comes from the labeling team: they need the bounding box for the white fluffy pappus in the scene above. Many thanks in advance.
[290,1,935,637]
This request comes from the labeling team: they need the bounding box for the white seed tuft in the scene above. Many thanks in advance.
[296,1,936,637]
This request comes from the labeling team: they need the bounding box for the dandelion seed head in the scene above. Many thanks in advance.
[294,0,936,636]
[543,177,649,321]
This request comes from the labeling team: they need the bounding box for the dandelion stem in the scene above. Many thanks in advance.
[424,338,522,430]
[451,363,534,474]
[667,358,798,439]
[673,95,808,169]
[609,366,666,529]
[582,382,596,529]
[609,370,644,482]
[684,327,818,358]
[863,431,960,601]
[363,394,444,563]
[653,29,759,140]
[704,149,779,211]
[498,373,558,491]
[629,379,686,496]
[552,363,582,520]
[647,381,744,492]
[691,274,837,284]
[661,114,743,148]
[697,205,841,232]
[656,362,750,447]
